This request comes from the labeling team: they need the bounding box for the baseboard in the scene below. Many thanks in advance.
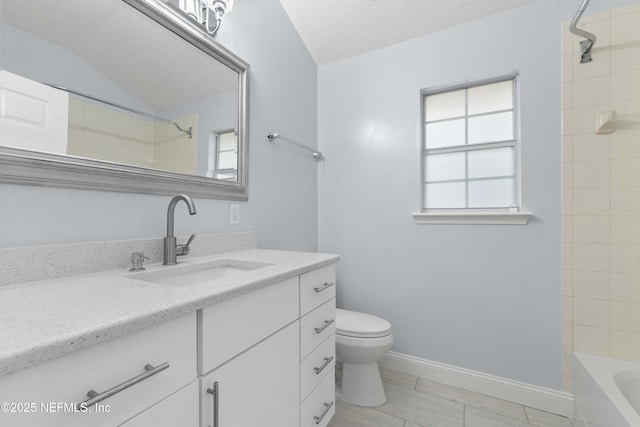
[379,351,574,418]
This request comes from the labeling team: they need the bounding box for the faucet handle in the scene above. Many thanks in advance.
[176,234,196,257]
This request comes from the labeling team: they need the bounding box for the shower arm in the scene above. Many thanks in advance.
[569,0,597,63]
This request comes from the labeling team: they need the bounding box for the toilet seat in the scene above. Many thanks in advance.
[336,308,392,338]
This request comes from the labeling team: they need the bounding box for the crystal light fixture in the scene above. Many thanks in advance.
[178,0,234,36]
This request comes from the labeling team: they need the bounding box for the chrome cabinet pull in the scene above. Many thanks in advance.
[314,319,334,334]
[314,356,334,375]
[314,401,334,425]
[206,381,219,427]
[314,282,335,293]
[78,362,169,410]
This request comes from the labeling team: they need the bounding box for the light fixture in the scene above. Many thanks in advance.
[178,0,234,36]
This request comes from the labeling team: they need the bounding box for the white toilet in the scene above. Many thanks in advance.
[335,308,393,407]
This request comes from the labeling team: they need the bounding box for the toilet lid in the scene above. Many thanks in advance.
[335,308,392,338]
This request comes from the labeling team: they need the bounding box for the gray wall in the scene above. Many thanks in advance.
[0,0,318,251]
[317,0,636,390]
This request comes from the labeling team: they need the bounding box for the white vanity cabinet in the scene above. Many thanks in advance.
[0,312,197,427]
[198,277,300,427]
[299,264,337,427]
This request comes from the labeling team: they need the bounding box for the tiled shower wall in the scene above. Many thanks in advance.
[68,98,197,174]
[562,2,640,392]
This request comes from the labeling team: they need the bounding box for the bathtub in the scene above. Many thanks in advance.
[573,352,640,427]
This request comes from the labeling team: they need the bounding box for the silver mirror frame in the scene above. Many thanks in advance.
[0,0,249,201]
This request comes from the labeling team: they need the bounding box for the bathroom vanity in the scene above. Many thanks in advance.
[0,246,338,427]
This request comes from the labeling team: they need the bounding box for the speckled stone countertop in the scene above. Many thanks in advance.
[0,248,339,378]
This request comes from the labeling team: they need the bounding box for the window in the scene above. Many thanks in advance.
[422,77,519,212]
[207,130,238,181]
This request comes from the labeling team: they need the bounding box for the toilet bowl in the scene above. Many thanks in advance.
[335,308,393,407]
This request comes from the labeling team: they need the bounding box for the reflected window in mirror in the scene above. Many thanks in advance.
[208,130,237,181]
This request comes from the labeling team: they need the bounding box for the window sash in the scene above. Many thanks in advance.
[422,76,518,211]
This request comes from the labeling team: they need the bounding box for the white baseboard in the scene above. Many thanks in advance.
[379,351,574,418]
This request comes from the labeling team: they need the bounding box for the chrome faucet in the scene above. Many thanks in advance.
[163,194,197,265]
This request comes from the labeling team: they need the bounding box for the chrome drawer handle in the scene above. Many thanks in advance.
[206,381,219,427]
[314,319,334,334]
[78,362,169,410]
[314,282,335,293]
[314,401,334,424]
[314,356,334,375]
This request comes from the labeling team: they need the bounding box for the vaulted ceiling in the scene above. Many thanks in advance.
[277,0,535,65]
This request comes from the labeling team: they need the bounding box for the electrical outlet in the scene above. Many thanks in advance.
[229,203,240,225]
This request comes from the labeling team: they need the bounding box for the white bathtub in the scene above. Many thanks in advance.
[573,352,640,427]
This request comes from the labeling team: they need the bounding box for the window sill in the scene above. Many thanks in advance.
[412,211,532,225]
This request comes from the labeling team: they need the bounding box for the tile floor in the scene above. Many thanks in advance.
[328,368,573,427]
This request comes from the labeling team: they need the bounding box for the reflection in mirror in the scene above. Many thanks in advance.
[0,0,249,199]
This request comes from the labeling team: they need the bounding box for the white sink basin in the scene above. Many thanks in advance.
[130,260,269,287]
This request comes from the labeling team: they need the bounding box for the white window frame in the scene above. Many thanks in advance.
[413,74,531,225]
[207,129,238,181]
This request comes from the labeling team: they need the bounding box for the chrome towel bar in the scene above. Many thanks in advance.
[266,132,323,160]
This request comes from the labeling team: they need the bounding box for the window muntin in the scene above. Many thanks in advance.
[422,77,518,211]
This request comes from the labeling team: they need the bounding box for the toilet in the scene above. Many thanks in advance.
[335,308,393,407]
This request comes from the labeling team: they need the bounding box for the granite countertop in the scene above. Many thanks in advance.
[0,248,339,378]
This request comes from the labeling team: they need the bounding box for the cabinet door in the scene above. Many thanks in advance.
[119,381,198,427]
[200,321,299,427]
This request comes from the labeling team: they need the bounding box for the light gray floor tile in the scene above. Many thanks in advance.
[405,423,425,427]
[525,407,574,427]
[374,382,464,427]
[380,367,419,389]
[465,406,532,427]
[327,400,404,427]
[416,377,528,421]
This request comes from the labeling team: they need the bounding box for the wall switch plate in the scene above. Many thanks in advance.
[229,203,240,224]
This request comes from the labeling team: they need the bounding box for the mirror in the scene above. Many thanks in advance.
[0,0,249,200]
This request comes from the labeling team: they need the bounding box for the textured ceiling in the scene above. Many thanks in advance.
[278,0,534,65]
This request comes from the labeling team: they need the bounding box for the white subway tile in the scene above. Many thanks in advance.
[612,301,640,333]
[611,216,640,245]
[573,76,611,107]
[562,162,573,189]
[563,322,573,350]
[612,11,640,45]
[573,160,610,189]
[563,189,573,216]
[563,269,573,297]
[612,71,640,102]
[573,133,609,162]
[612,273,640,303]
[563,296,573,323]
[562,216,573,243]
[612,330,640,362]
[612,159,640,187]
[562,136,573,163]
[573,243,610,272]
[611,244,640,274]
[573,215,609,244]
[573,188,610,215]
[612,3,640,17]
[574,325,610,356]
[612,188,640,215]
[573,270,610,299]
[574,297,610,328]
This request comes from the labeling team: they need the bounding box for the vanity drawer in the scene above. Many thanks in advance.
[300,334,335,402]
[120,380,198,427]
[300,298,336,359]
[199,277,299,374]
[300,264,336,316]
[300,367,336,427]
[0,312,196,427]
